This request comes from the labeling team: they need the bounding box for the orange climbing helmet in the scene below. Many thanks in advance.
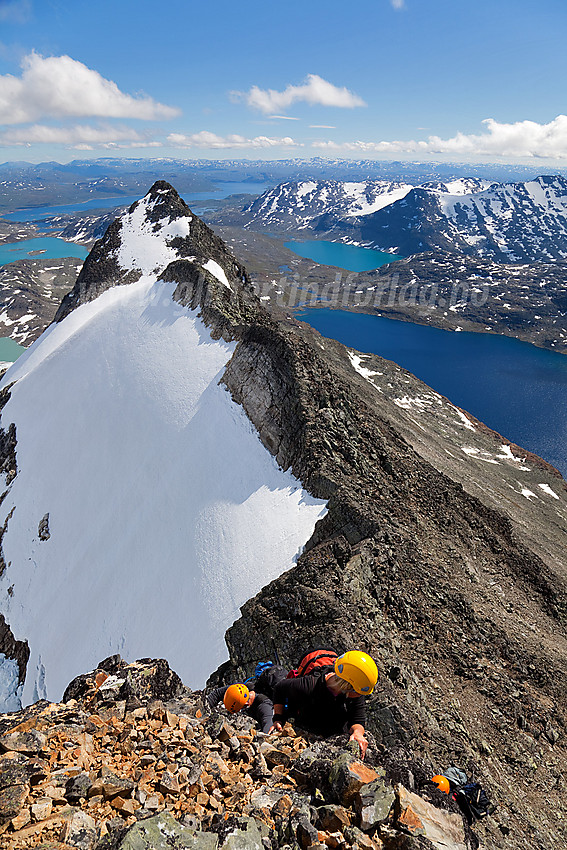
[223,684,249,713]
[432,775,450,794]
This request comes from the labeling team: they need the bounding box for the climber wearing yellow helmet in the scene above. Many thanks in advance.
[270,650,378,759]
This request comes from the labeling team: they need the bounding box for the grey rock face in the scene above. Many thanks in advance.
[355,779,395,831]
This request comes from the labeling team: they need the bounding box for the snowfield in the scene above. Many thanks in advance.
[0,276,327,708]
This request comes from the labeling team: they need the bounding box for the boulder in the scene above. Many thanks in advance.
[329,753,382,805]
[116,810,218,849]
[65,772,93,804]
[0,729,47,756]
[221,815,265,849]
[0,783,28,826]
[355,778,395,831]
[316,805,351,833]
[60,809,97,850]
[90,767,135,800]
[297,817,320,849]
[394,785,468,850]
[63,657,184,705]
[30,796,53,821]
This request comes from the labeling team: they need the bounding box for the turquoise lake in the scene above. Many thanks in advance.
[0,337,26,362]
[284,240,403,271]
[297,307,567,477]
[0,237,88,265]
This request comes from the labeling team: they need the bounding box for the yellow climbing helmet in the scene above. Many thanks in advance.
[223,684,249,713]
[334,651,378,695]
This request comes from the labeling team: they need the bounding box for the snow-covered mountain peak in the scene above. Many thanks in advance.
[241,179,415,230]
[55,181,249,323]
[115,182,193,277]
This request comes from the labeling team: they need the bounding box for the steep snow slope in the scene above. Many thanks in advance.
[0,187,326,708]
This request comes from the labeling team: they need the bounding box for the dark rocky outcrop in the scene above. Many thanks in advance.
[0,613,29,685]
[63,655,184,706]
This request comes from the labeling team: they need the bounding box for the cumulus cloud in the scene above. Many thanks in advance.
[390,0,405,9]
[233,74,366,114]
[0,52,180,124]
[166,130,300,150]
[0,123,156,149]
[312,115,567,159]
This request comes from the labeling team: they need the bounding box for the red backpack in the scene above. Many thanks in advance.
[287,648,339,679]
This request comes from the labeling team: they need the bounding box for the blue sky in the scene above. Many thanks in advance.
[1,0,567,163]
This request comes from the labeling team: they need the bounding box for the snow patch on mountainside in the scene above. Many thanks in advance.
[0,278,327,707]
[203,259,231,290]
[116,193,192,275]
[242,180,416,229]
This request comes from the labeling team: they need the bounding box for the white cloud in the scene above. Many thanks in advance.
[0,123,157,149]
[312,115,567,160]
[166,130,300,150]
[390,0,405,9]
[233,74,366,114]
[268,115,300,121]
[309,124,336,129]
[0,52,180,124]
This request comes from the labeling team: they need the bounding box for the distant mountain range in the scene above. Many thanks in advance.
[234,175,567,263]
[1,156,563,215]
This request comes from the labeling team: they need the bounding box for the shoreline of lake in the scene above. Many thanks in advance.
[297,306,567,478]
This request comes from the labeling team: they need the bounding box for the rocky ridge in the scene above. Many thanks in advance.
[0,182,565,848]
[0,656,481,850]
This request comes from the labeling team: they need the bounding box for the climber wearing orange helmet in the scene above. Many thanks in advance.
[270,650,379,759]
[432,775,451,794]
[206,682,274,733]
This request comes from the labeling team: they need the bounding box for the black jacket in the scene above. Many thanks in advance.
[272,670,366,736]
[206,686,274,733]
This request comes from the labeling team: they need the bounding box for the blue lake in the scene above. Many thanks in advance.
[0,237,88,266]
[2,181,269,223]
[297,307,567,477]
[285,240,403,271]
